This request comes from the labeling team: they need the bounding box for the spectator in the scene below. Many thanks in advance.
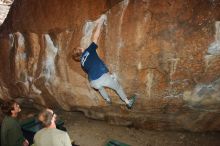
[1,99,29,146]
[33,108,72,146]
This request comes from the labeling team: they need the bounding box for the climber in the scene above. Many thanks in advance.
[72,14,136,109]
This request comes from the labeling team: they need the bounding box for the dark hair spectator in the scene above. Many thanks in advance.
[1,99,29,146]
[1,100,16,116]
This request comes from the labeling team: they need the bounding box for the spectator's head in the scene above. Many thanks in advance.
[1,100,21,117]
[72,47,84,61]
[38,108,57,127]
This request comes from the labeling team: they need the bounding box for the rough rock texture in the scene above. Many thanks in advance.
[0,0,220,131]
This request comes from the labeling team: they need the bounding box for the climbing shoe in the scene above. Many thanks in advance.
[105,98,112,105]
[126,95,136,109]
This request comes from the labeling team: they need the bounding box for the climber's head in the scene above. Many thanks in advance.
[72,47,84,62]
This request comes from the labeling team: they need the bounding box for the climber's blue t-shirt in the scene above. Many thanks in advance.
[80,42,109,81]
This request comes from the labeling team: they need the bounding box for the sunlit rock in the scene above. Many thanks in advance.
[0,0,220,131]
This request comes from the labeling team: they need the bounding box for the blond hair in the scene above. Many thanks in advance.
[72,47,82,61]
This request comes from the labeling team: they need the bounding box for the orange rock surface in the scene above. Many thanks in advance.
[0,0,220,131]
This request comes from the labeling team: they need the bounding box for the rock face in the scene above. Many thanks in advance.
[0,0,220,131]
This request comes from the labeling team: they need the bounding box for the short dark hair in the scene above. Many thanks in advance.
[39,109,54,127]
[1,100,16,116]
[72,47,82,61]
